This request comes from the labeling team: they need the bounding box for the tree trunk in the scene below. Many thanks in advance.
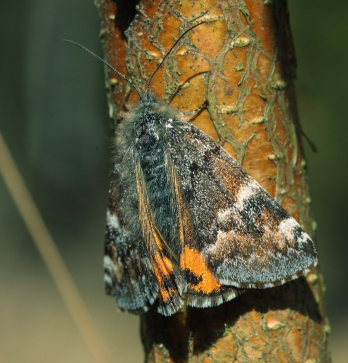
[96,0,331,361]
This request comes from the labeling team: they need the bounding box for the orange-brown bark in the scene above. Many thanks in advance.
[96,0,330,361]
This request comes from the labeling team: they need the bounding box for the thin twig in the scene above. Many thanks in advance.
[0,132,113,363]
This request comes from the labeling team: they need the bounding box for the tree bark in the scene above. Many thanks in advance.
[96,0,331,361]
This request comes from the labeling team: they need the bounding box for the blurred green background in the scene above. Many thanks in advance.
[1,1,347,362]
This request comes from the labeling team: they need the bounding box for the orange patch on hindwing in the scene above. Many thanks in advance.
[153,251,176,303]
[153,252,174,283]
[181,246,222,294]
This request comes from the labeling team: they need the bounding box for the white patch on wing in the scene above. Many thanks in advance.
[235,180,260,210]
[104,273,113,285]
[278,217,299,240]
[165,118,173,128]
[104,255,115,274]
[205,230,230,258]
[107,209,120,229]
[297,231,311,246]
[217,208,233,222]
[216,230,229,244]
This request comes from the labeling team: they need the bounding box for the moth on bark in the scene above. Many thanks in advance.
[98,22,318,316]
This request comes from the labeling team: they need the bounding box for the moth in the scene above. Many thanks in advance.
[72,23,318,316]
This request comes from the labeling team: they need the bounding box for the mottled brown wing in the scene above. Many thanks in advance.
[166,120,318,289]
[104,164,185,316]
[172,159,241,308]
[104,172,159,314]
[134,163,185,315]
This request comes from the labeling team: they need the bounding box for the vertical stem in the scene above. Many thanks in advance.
[96,0,331,361]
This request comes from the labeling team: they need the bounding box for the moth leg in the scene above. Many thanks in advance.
[168,70,209,104]
[177,100,208,116]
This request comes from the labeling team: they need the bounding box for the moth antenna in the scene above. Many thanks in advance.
[145,21,205,93]
[63,39,142,98]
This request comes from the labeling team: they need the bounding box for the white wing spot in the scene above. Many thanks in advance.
[104,273,113,285]
[216,230,229,243]
[165,118,173,128]
[217,208,233,222]
[297,231,311,246]
[104,255,115,274]
[278,217,299,240]
[235,181,260,210]
[107,209,120,229]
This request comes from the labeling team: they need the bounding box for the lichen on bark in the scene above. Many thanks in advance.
[96,0,331,361]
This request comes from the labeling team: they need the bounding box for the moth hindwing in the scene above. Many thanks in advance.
[103,94,318,316]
